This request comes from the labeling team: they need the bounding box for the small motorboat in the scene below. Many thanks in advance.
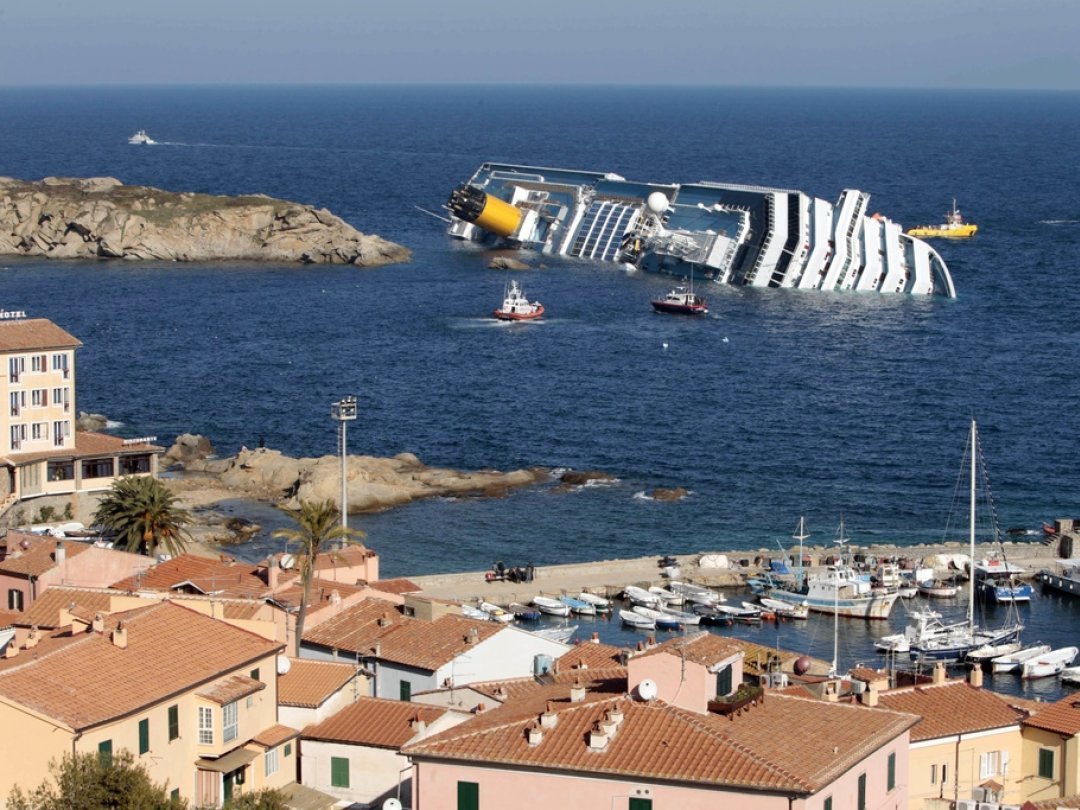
[558,594,596,616]
[668,581,723,606]
[128,129,157,145]
[917,578,960,598]
[744,601,776,621]
[716,603,763,623]
[478,601,513,623]
[759,597,808,620]
[691,603,733,626]
[620,609,655,630]
[493,279,544,321]
[532,595,572,617]
[632,605,682,630]
[462,604,490,621]
[623,585,662,608]
[577,592,612,613]
[648,585,684,606]
[967,640,1022,665]
[990,643,1050,673]
[1022,646,1079,679]
[650,284,708,315]
[528,624,578,643]
[658,605,701,625]
[509,602,541,621]
[1061,666,1080,685]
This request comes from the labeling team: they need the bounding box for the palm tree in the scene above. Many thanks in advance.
[273,499,365,656]
[92,476,192,559]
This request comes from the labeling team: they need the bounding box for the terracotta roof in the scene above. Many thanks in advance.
[304,697,446,748]
[0,610,20,628]
[0,538,91,578]
[369,578,422,595]
[0,601,282,729]
[271,578,366,611]
[876,680,1027,741]
[312,545,375,571]
[1029,794,1080,809]
[110,553,270,598]
[251,723,300,749]
[405,685,916,793]
[5,432,161,465]
[197,674,264,705]
[19,587,115,628]
[635,632,744,668]
[0,318,81,352]
[556,642,627,673]
[278,659,360,708]
[302,598,503,671]
[1023,694,1080,736]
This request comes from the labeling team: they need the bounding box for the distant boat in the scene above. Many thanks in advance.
[632,605,681,630]
[648,585,684,606]
[620,609,655,630]
[759,597,808,620]
[532,595,571,617]
[1038,562,1080,597]
[651,267,708,316]
[690,603,733,626]
[973,556,1032,603]
[658,604,701,625]
[509,602,541,621]
[528,624,578,643]
[478,600,513,623]
[917,578,960,598]
[558,594,596,616]
[576,592,612,613]
[1021,646,1079,679]
[623,585,662,608]
[668,581,723,606]
[905,199,978,239]
[991,643,1051,674]
[128,129,157,145]
[493,279,544,321]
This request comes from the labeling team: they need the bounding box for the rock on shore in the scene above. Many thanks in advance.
[0,176,411,266]
[172,438,545,514]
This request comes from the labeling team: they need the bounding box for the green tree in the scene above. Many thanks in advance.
[221,789,289,810]
[7,750,185,810]
[92,476,192,558]
[273,499,364,656]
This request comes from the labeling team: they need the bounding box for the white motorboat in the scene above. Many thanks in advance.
[632,605,681,630]
[991,644,1051,674]
[558,594,596,616]
[1021,646,1079,680]
[716,603,763,622]
[128,129,156,145]
[759,596,808,620]
[917,578,959,598]
[966,640,1022,664]
[620,609,655,630]
[623,585,662,608]
[658,604,701,625]
[478,601,513,623]
[668,581,723,605]
[532,595,572,617]
[462,604,490,621]
[492,279,544,321]
[1061,665,1080,685]
[577,592,612,612]
[648,585,684,606]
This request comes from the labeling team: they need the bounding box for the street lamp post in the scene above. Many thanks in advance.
[330,396,358,532]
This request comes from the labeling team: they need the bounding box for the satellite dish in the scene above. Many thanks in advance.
[383,800,403,810]
[280,554,296,570]
[276,655,292,675]
[637,678,658,701]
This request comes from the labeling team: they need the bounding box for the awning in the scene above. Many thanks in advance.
[197,747,258,774]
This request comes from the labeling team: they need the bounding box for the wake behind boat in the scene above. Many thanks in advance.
[493,279,543,321]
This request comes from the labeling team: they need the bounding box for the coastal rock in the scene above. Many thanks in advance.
[488,256,530,271]
[162,433,216,467]
[0,176,411,267]
[175,445,545,514]
[559,470,618,487]
[649,486,689,502]
[75,411,108,432]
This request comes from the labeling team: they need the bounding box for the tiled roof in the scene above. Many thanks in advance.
[0,610,20,628]
[251,723,300,749]
[110,553,270,598]
[304,697,446,748]
[876,681,1027,741]
[19,587,115,628]
[271,578,366,611]
[312,545,376,570]
[1029,794,1080,809]
[369,578,422,595]
[635,632,744,667]
[405,685,916,793]
[5,432,161,465]
[278,659,360,708]
[0,538,90,578]
[556,642,627,673]
[302,598,503,671]
[1023,694,1080,736]
[0,318,81,352]
[0,601,282,729]
[197,674,264,705]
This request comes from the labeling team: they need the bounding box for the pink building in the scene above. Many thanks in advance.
[404,632,917,810]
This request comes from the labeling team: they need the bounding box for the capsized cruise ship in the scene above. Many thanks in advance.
[447,163,956,298]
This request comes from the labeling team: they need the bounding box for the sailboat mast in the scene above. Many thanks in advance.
[969,419,977,628]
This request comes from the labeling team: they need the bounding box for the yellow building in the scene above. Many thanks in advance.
[0,600,297,807]
[0,316,160,508]
[1021,693,1080,802]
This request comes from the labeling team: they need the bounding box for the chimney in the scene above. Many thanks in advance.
[92,612,106,634]
[588,722,609,750]
[112,621,128,649]
[378,611,392,628]
[4,644,18,659]
[465,627,479,645]
[526,725,543,746]
[969,664,984,689]
[54,540,65,567]
[410,714,427,735]
[539,701,558,729]
[570,680,586,703]
[590,632,600,643]
[860,680,879,707]
[823,679,840,702]
[24,627,40,649]
[267,558,279,591]
[932,661,947,685]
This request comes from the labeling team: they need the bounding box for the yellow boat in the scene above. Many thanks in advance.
[906,199,978,238]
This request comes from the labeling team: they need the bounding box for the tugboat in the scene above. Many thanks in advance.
[492,279,544,321]
[905,199,978,239]
[128,130,157,145]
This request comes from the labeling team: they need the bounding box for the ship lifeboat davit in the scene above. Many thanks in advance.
[447,184,523,238]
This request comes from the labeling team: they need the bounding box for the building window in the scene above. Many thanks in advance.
[250,668,260,682]
[824,797,832,810]
[53,421,69,447]
[7,589,23,612]
[139,718,150,755]
[47,460,74,481]
[979,750,1000,779]
[716,664,733,696]
[942,763,948,785]
[9,356,24,383]
[120,455,151,475]
[629,799,652,810]
[52,353,69,375]
[31,354,45,373]
[857,772,866,810]
[31,422,48,441]
[400,681,412,702]
[284,743,292,758]
[457,781,478,810]
[1039,748,1055,779]
[198,706,213,745]
[887,751,896,791]
[170,788,180,801]
[98,739,113,766]
[330,757,350,788]
[223,701,238,743]
[168,705,179,741]
[31,389,46,407]
[265,747,279,777]
[930,764,938,784]
[81,458,114,479]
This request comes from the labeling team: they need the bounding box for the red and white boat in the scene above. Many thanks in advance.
[651,284,708,315]
[493,279,544,321]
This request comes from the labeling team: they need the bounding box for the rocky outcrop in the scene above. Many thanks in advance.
[649,486,689,502]
[75,411,108,432]
[0,176,410,266]
[162,434,217,467]
[488,255,530,270]
[180,446,545,514]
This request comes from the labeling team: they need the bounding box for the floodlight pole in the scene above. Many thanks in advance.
[330,396,358,532]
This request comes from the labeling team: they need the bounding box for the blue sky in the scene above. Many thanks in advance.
[2,0,1078,89]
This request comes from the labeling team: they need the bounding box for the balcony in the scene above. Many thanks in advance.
[708,683,764,716]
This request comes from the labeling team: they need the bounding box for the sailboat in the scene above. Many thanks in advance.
[909,420,1023,664]
[651,266,708,315]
